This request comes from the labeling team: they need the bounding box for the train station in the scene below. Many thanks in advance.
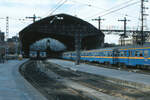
[0,0,150,100]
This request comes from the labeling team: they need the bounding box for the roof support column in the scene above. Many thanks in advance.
[75,32,81,65]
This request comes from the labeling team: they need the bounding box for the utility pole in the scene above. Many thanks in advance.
[6,16,9,40]
[26,14,40,23]
[92,16,104,30]
[118,17,130,46]
[141,0,149,45]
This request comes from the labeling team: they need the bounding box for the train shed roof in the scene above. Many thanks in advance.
[19,13,104,55]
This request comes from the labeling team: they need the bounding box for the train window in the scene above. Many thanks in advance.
[108,52,112,56]
[83,52,86,56]
[135,51,139,56]
[102,52,105,56]
[120,51,124,56]
[124,51,127,56]
[105,52,107,56]
[103,52,105,56]
[93,52,95,56]
[114,52,117,56]
[110,52,112,56]
[93,52,96,56]
[144,50,149,57]
[109,52,111,56]
[96,52,99,56]
[129,51,132,56]
[84,52,86,56]
[139,50,143,57]
[106,52,108,56]
[115,51,119,56]
[95,52,98,56]
[108,52,110,56]
[99,52,102,56]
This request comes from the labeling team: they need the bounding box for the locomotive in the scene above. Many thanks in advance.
[62,44,150,68]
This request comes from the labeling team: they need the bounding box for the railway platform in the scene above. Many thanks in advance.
[0,60,47,100]
[48,59,150,91]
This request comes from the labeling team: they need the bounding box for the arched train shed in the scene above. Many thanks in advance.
[19,14,104,56]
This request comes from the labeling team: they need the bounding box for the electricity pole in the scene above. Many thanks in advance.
[26,14,40,23]
[6,16,9,40]
[141,0,148,45]
[118,17,130,46]
[92,16,104,30]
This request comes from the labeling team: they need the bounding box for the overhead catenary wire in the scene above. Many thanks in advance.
[101,0,137,13]
[100,1,140,17]
[70,0,106,10]
[41,0,64,17]
[69,0,141,22]
[49,0,68,16]
[85,0,140,19]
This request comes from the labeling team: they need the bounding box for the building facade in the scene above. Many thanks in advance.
[118,38,133,46]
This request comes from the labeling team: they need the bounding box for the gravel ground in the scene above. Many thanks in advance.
[20,60,150,100]
[65,59,150,75]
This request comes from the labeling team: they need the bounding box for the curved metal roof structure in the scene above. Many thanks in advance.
[19,13,104,55]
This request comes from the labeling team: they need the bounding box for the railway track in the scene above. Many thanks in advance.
[20,60,150,100]
[20,60,93,100]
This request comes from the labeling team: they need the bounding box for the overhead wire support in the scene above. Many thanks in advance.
[6,16,9,40]
[92,16,104,30]
[140,0,149,45]
[118,17,130,46]
[26,14,41,23]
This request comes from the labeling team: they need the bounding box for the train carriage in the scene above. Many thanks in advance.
[29,51,37,59]
[62,44,150,68]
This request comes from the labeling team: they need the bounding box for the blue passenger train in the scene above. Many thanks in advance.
[29,51,47,60]
[62,45,150,67]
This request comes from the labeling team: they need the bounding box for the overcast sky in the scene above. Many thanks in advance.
[0,0,149,44]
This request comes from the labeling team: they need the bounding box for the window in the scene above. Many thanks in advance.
[108,52,112,56]
[114,52,117,56]
[139,50,143,57]
[124,51,127,56]
[99,52,102,56]
[144,50,149,57]
[103,52,105,56]
[120,51,124,56]
[110,52,112,56]
[116,51,120,56]
[135,51,139,56]
[129,51,132,56]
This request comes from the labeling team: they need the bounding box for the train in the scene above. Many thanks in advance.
[29,38,48,59]
[29,50,47,60]
[62,44,150,68]
[29,38,66,59]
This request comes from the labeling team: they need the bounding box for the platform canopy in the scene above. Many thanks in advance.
[19,13,104,55]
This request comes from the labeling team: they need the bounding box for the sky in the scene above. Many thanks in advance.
[0,0,150,44]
